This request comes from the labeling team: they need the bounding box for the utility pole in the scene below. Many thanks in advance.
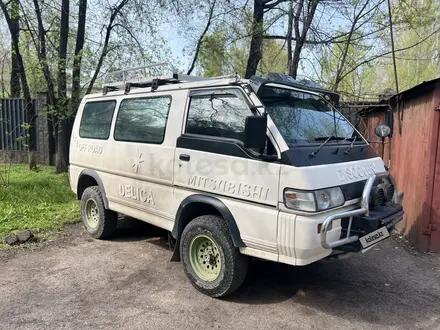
[387,0,401,135]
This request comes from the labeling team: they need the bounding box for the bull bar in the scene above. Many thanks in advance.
[320,172,401,249]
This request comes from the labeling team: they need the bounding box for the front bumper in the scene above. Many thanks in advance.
[320,173,404,250]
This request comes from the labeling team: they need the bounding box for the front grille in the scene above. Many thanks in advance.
[340,180,366,201]
[340,175,395,208]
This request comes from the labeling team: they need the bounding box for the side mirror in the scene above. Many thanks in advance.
[375,124,391,138]
[244,115,267,150]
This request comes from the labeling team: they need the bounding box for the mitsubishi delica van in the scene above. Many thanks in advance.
[69,64,404,297]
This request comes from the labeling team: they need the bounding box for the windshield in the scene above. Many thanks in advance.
[259,86,362,145]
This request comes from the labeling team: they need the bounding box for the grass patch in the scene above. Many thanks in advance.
[0,165,80,245]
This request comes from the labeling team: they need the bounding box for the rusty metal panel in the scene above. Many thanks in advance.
[360,88,438,252]
[358,111,393,168]
[427,83,440,252]
[390,91,437,252]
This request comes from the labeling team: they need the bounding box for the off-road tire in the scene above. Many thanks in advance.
[180,215,248,297]
[81,186,117,239]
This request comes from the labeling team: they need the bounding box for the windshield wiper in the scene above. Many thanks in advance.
[344,136,357,154]
[311,136,342,157]
[314,136,346,141]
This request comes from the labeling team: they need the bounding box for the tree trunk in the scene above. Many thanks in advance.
[290,42,303,79]
[289,0,318,79]
[57,0,69,103]
[67,0,87,168]
[245,0,264,78]
[56,119,69,173]
[286,0,294,74]
[32,0,56,105]
[56,0,70,173]
[0,0,36,169]
[30,0,57,163]
[9,0,20,97]
[71,0,87,113]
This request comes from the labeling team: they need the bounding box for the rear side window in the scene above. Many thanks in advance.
[114,96,171,144]
[186,94,251,142]
[79,101,116,139]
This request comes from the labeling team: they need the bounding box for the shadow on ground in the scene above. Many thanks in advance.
[229,249,440,327]
[109,216,169,244]
[104,218,440,328]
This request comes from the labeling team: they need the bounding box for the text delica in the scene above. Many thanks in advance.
[119,184,155,205]
[188,175,269,202]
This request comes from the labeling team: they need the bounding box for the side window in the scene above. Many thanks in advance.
[79,101,116,139]
[186,93,251,142]
[114,96,171,144]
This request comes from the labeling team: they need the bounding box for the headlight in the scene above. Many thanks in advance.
[284,190,316,212]
[284,187,345,212]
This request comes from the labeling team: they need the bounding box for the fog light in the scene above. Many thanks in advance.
[383,183,395,202]
[369,187,384,208]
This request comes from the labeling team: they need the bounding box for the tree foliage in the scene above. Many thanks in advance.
[0,0,440,171]
[384,0,440,91]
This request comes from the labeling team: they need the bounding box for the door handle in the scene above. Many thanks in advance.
[179,154,190,162]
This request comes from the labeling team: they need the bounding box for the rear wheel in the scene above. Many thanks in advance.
[81,186,117,239]
[180,215,248,297]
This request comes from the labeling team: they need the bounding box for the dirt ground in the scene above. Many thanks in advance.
[1,219,440,330]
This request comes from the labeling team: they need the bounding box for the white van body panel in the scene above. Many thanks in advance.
[173,150,281,256]
[69,77,393,268]
[276,157,386,265]
[279,157,385,192]
[70,90,189,231]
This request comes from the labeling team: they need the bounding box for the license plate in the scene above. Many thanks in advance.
[359,227,390,249]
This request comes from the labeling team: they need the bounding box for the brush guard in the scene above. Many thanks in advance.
[320,173,403,250]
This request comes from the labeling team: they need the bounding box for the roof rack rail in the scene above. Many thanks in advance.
[102,63,242,94]
[102,63,204,93]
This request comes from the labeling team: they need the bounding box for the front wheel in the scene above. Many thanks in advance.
[180,215,248,297]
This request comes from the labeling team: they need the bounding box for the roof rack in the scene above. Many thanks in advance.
[102,63,205,94]
[102,63,242,95]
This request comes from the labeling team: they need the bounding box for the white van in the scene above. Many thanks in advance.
[69,64,404,297]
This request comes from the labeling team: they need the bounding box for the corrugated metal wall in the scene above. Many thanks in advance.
[360,83,440,252]
[0,99,31,152]
[424,86,440,252]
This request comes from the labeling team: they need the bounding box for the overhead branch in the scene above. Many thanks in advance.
[86,0,129,94]
[112,22,143,54]
[263,0,289,10]
[332,0,370,91]
[339,27,440,82]
[187,0,217,75]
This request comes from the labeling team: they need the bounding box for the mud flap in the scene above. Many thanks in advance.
[168,232,180,262]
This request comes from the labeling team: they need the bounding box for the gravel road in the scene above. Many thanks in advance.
[1,220,439,330]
